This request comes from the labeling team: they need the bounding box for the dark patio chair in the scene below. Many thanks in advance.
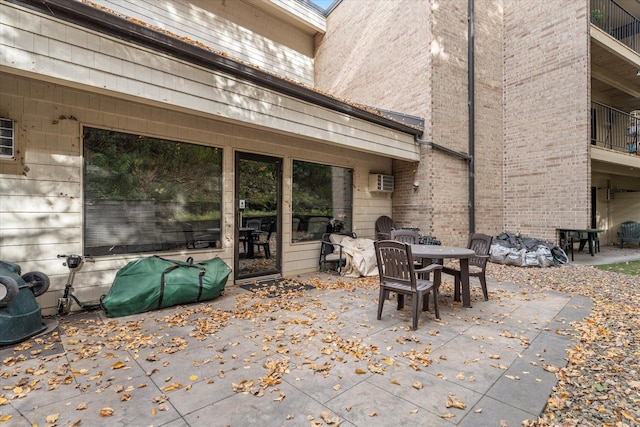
[319,232,356,274]
[442,233,493,301]
[183,222,216,249]
[559,230,578,261]
[253,221,275,259]
[240,219,262,254]
[391,228,419,244]
[375,215,396,240]
[391,229,421,269]
[374,240,443,330]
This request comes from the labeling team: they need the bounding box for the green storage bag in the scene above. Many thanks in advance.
[101,256,231,317]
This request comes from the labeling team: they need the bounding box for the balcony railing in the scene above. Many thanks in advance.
[591,101,639,154]
[591,0,640,53]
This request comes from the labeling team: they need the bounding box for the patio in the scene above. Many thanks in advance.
[1,269,591,426]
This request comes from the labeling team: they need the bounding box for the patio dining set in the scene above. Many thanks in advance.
[320,215,494,330]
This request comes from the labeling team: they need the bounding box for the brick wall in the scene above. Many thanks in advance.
[503,0,591,242]
[316,0,504,246]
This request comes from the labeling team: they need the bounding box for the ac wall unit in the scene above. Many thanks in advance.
[369,174,395,193]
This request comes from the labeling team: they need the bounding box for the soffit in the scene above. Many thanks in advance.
[592,146,640,177]
[243,0,326,35]
[590,27,640,111]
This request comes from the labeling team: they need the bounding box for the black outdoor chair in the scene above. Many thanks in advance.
[241,219,262,255]
[390,228,419,244]
[319,232,357,274]
[375,215,396,240]
[253,221,275,259]
[442,233,493,301]
[183,222,217,249]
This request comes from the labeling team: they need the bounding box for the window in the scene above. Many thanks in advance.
[0,118,14,158]
[292,160,352,242]
[83,127,222,256]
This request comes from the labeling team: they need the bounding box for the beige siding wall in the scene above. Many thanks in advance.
[0,73,392,313]
[503,0,591,242]
[0,2,418,160]
[315,0,504,246]
[89,0,317,86]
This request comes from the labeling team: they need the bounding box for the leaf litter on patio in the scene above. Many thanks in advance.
[0,263,638,426]
[487,262,640,426]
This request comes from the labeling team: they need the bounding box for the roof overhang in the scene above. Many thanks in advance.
[9,0,423,138]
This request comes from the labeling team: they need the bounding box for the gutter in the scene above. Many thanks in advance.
[468,0,475,233]
[415,138,471,161]
[10,0,423,137]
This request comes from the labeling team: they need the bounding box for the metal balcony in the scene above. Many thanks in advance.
[591,101,640,154]
[591,0,640,53]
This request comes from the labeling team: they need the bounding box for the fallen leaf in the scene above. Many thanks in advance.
[446,394,466,409]
[100,407,114,417]
[46,413,59,423]
[112,361,126,370]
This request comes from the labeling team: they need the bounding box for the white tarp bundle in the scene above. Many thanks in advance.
[340,237,379,277]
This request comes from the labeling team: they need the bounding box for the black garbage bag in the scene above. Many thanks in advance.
[490,232,568,267]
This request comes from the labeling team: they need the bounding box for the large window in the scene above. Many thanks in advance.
[292,160,352,242]
[83,127,222,256]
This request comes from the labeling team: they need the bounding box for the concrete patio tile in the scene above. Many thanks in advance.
[457,395,538,427]
[427,335,520,394]
[19,376,182,427]
[163,352,276,415]
[524,328,576,367]
[324,379,454,426]
[485,352,559,416]
[363,323,458,362]
[282,353,373,405]
[364,359,484,420]
[554,294,593,324]
[135,340,265,396]
[183,379,354,427]
[458,321,543,356]
[158,418,191,427]
[0,404,32,427]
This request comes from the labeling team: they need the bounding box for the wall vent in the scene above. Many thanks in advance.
[0,118,14,158]
[369,174,394,193]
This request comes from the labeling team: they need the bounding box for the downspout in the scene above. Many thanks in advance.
[468,0,476,233]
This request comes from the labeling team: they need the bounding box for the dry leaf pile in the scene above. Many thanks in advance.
[488,262,640,426]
